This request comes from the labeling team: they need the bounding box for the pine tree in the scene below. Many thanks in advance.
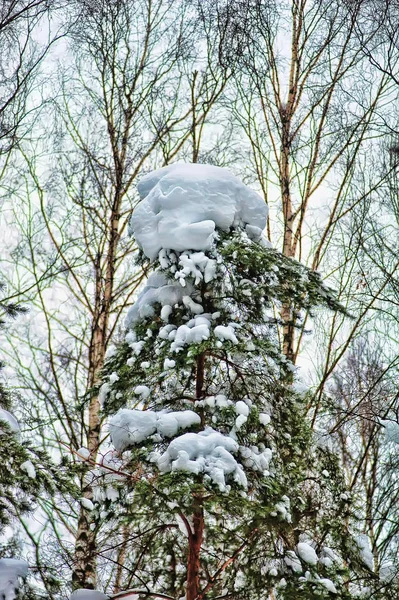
[0,281,76,598]
[0,282,28,412]
[86,165,376,600]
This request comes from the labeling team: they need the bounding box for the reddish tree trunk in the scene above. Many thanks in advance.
[186,502,204,600]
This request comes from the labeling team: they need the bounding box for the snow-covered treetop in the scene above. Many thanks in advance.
[130,163,268,260]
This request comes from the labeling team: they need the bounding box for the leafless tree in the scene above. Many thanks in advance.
[0,1,66,161]
[198,0,398,369]
[327,337,399,583]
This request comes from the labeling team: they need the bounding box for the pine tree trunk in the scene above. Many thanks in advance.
[185,353,206,600]
[186,502,204,600]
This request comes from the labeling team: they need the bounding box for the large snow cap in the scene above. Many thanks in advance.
[130,163,268,260]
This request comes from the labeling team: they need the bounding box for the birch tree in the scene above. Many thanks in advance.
[198,0,398,368]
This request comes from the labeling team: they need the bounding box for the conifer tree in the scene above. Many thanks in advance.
[83,165,378,600]
[0,282,76,599]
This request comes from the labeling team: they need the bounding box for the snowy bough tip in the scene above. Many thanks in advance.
[130,163,268,260]
[0,559,29,600]
[0,408,20,435]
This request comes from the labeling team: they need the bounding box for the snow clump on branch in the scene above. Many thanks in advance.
[110,408,201,451]
[70,590,109,600]
[0,559,29,600]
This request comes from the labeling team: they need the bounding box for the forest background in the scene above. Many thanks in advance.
[1,0,399,597]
